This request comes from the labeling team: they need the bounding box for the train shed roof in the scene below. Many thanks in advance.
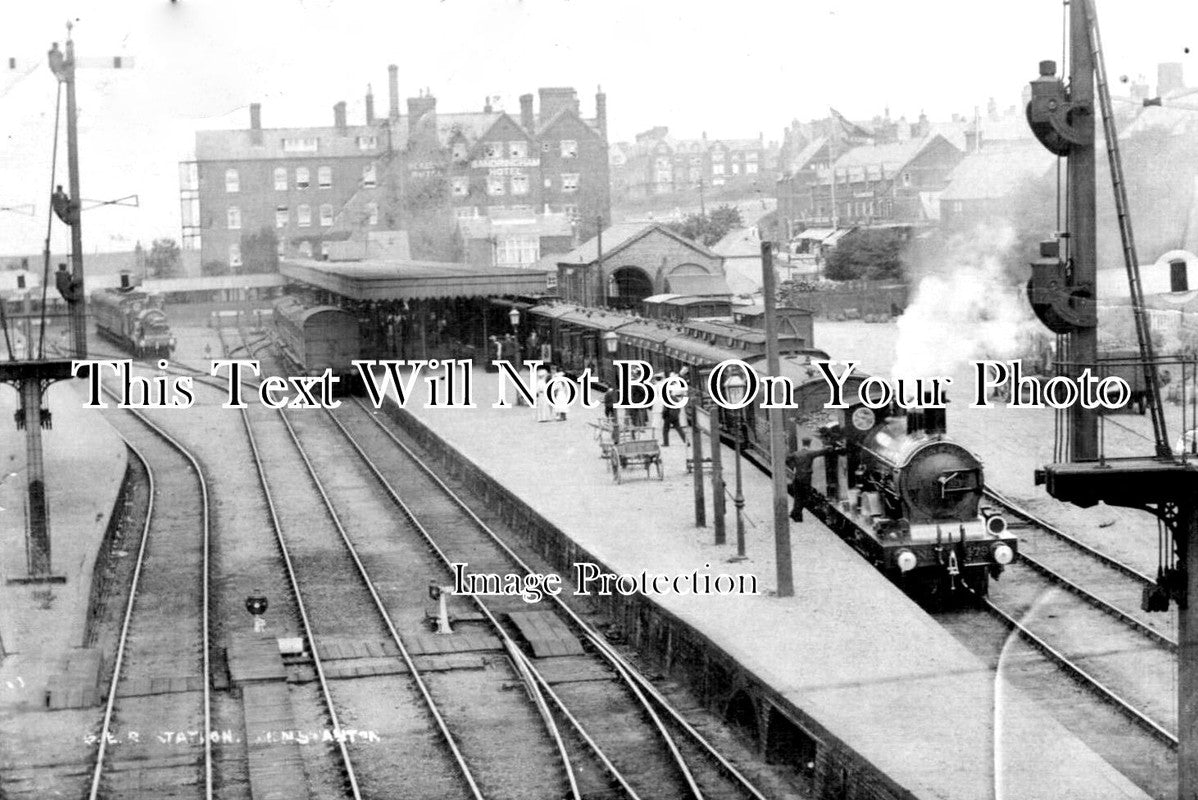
[280,257,550,301]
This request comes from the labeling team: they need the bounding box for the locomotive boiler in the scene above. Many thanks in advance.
[91,286,176,358]
[815,403,1017,598]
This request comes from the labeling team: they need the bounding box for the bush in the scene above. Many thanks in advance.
[824,229,906,281]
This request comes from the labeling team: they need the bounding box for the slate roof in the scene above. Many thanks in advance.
[939,142,1056,201]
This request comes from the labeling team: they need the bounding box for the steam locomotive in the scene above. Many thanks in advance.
[91,286,176,358]
[809,402,1016,599]
[521,300,1017,598]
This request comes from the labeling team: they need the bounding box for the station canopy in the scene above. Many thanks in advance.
[280,257,550,301]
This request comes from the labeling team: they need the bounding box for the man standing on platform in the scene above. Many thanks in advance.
[785,437,829,522]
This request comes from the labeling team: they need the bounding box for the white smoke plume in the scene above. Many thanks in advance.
[892,224,1043,379]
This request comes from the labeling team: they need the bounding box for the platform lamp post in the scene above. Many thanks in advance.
[603,330,619,443]
[724,370,748,561]
[508,306,525,406]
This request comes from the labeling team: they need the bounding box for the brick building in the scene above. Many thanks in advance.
[186,101,386,270]
[184,70,610,271]
[554,222,727,310]
[612,128,777,200]
[776,134,962,236]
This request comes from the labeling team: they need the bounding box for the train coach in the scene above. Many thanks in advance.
[91,287,176,358]
[271,296,361,388]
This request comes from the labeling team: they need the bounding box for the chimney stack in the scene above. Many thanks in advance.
[388,64,400,119]
[366,85,375,125]
[595,87,607,138]
[520,93,535,131]
[334,101,347,135]
[250,103,262,145]
[484,96,493,113]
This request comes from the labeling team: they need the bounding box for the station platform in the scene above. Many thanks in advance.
[0,379,127,707]
[401,366,1147,800]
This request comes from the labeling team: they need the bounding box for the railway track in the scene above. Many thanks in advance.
[319,397,776,800]
[88,390,214,800]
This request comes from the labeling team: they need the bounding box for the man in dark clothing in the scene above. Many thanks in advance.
[785,437,827,523]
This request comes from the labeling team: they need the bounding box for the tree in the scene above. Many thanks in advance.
[665,204,744,247]
[201,259,229,277]
[146,238,182,278]
[824,228,906,281]
[240,227,280,274]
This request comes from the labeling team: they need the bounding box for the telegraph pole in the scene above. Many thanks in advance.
[760,242,793,596]
[64,30,86,358]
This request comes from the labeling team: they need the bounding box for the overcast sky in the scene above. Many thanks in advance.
[1,0,1194,255]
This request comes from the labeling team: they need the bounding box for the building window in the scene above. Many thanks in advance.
[274,167,287,191]
[902,172,912,187]
[275,205,288,228]
[455,206,476,219]
[746,162,758,174]
[483,142,500,159]
[711,150,725,163]
[495,234,540,267]
[451,176,470,197]
[226,206,241,230]
[562,204,578,219]
[561,174,579,193]
[366,202,379,225]
[298,241,313,258]
[319,204,334,227]
[276,238,286,257]
[229,242,242,268]
[452,141,469,162]
[318,166,332,188]
[362,164,377,188]
[560,140,578,158]
[320,241,330,260]
[356,135,377,150]
[509,141,528,159]
[282,137,319,153]
[510,173,529,195]
[295,167,310,189]
[732,163,741,175]
[297,204,311,227]
[225,168,239,193]
[747,151,759,162]
[487,176,506,196]
[712,163,725,175]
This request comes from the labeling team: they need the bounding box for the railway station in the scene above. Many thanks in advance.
[7,2,1198,799]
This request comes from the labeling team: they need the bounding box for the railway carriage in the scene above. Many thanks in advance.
[522,299,1015,598]
[271,297,361,388]
[91,287,176,358]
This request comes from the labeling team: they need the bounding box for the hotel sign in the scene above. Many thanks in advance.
[470,157,540,170]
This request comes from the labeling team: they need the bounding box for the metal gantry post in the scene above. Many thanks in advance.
[1182,503,1198,800]
[1067,0,1098,460]
[709,402,726,545]
[22,379,49,576]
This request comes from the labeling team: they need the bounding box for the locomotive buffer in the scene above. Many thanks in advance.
[1026,2,1198,797]
[1,27,129,581]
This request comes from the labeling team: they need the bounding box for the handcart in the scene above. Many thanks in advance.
[609,426,663,483]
